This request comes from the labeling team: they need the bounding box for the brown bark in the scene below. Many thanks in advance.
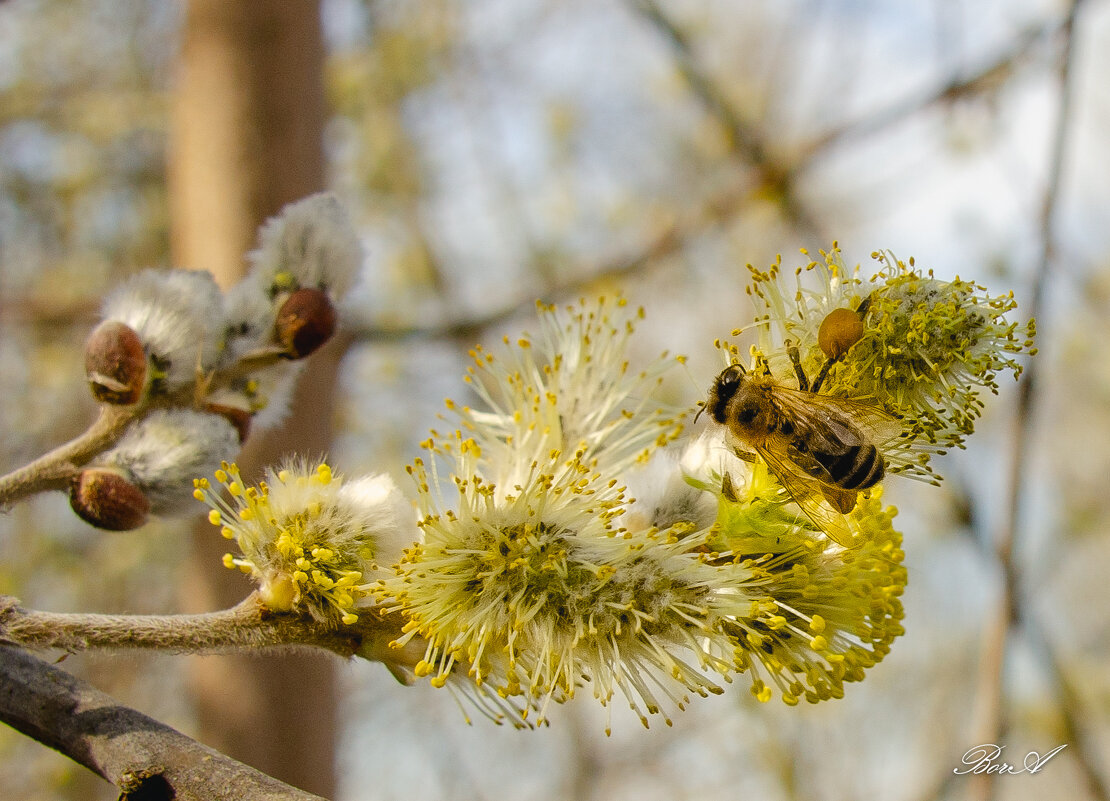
[0,645,328,801]
[167,2,339,797]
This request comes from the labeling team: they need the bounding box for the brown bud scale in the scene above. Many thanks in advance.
[70,468,150,531]
[275,288,337,359]
[84,321,147,404]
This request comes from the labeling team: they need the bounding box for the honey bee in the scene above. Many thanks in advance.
[699,360,901,546]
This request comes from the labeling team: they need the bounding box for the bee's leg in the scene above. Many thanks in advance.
[808,292,874,395]
[720,472,739,502]
[786,341,810,391]
[855,292,874,319]
[809,357,837,394]
[728,446,759,464]
[810,291,874,395]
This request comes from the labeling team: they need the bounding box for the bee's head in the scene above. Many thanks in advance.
[697,363,747,424]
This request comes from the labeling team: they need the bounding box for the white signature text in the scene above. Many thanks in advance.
[953,743,1067,776]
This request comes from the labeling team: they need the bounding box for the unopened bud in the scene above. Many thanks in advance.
[84,321,147,404]
[70,468,150,531]
[818,307,865,360]
[275,288,336,358]
[204,402,252,443]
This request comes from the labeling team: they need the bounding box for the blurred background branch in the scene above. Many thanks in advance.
[1,0,1107,799]
[972,3,1107,801]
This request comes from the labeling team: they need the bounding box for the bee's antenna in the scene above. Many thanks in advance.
[855,291,874,319]
[693,401,706,424]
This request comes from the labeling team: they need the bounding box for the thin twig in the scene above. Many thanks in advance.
[1021,608,1110,801]
[0,592,415,666]
[796,18,1064,163]
[627,0,823,237]
[343,184,745,345]
[0,344,300,509]
[972,4,1086,801]
[0,404,139,507]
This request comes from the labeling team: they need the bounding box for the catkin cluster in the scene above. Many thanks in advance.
[72,194,361,530]
[62,206,1032,732]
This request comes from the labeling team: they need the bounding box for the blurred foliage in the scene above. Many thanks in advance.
[2,0,1109,799]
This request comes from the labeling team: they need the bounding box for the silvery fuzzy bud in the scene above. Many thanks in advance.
[70,467,150,531]
[334,473,417,576]
[84,320,147,404]
[101,269,225,392]
[274,287,337,358]
[97,409,240,515]
[221,279,273,360]
[625,445,718,532]
[248,193,362,299]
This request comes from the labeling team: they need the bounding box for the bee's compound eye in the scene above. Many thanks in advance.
[718,364,744,389]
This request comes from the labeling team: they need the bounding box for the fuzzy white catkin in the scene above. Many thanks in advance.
[247,192,363,299]
[101,269,225,389]
[98,409,240,514]
[221,278,275,358]
[680,431,745,484]
[335,473,418,575]
[624,445,718,531]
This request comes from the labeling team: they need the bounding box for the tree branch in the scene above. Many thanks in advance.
[0,344,306,510]
[627,0,823,237]
[972,3,1087,801]
[0,593,415,665]
[0,404,138,507]
[796,17,1065,164]
[1021,605,1110,801]
[343,182,748,346]
[0,643,328,801]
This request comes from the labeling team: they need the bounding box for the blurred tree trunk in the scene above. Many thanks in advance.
[167,2,338,797]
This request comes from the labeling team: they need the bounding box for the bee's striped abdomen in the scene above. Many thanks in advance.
[815,443,884,490]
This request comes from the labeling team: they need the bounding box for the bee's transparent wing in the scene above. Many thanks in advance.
[755,443,857,547]
[773,386,904,446]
